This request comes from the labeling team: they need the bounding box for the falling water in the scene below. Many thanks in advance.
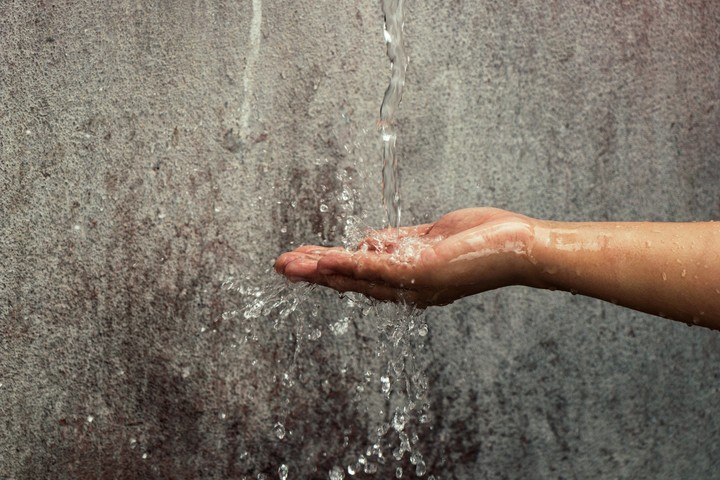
[217,2,437,477]
[380,0,408,229]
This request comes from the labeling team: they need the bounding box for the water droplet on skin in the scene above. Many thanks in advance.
[278,464,288,480]
[543,265,558,275]
[662,272,667,281]
[86,415,94,423]
[681,269,686,278]
[415,461,427,476]
[417,324,428,337]
[320,204,329,213]
[395,467,403,478]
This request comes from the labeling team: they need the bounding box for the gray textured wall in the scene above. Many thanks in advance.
[2,1,719,478]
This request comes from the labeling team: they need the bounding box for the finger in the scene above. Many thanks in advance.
[293,245,346,255]
[282,256,320,278]
[275,251,323,275]
[317,250,417,287]
[320,274,422,305]
[276,243,347,272]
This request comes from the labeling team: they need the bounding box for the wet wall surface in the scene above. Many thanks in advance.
[2,1,720,478]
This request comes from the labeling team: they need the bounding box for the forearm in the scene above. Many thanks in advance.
[526,220,720,329]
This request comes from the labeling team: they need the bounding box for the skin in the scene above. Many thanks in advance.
[274,208,720,330]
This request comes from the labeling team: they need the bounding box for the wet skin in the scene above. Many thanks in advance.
[275,208,720,330]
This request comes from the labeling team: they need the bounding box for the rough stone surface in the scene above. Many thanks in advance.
[2,1,719,478]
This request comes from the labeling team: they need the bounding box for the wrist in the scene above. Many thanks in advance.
[522,218,567,291]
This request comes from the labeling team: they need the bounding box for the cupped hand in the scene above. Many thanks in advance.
[274,208,537,307]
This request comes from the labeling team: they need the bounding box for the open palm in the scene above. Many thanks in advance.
[275,208,535,307]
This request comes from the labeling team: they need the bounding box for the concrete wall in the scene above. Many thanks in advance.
[2,1,719,478]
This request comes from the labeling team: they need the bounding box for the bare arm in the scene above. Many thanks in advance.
[528,220,720,329]
[275,208,720,330]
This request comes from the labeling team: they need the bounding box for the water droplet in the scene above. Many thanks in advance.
[274,422,286,440]
[417,324,428,337]
[395,467,403,478]
[142,452,149,459]
[278,464,288,480]
[219,412,226,420]
[415,460,427,477]
[86,415,94,423]
[307,328,322,340]
[320,204,329,213]
[381,375,391,394]
[645,241,652,248]
[681,269,686,278]
[329,466,345,480]
[280,226,287,233]
[364,462,377,474]
[330,317,349,336]
[543,265,558,275]
[662,272,667,281]
[392,411,406,431]
[214,206,221,213]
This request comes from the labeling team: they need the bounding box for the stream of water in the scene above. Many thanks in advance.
[380,0,408,229]
[220,2,438,477]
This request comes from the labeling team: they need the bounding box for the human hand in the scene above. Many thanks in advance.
[274,208,537,307]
